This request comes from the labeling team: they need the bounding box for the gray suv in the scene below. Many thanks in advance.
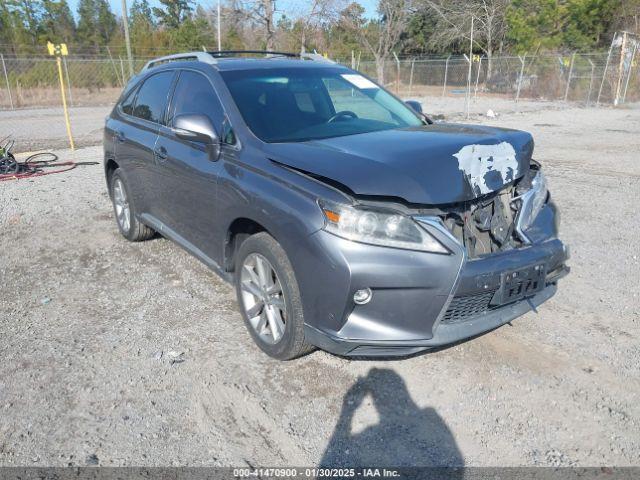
[104,51,569,360]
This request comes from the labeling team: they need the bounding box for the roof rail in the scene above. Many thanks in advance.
[142,51,216,71]
[207,50,297,58]
[141,50,336,72]
[300,52,336,64]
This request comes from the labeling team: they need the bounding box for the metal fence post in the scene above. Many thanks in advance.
[63,56,74,107]
[408,59,415,97]
[564,52,576,102]
[614,31,628,105]
[622,42,638,104]
[597,35,616,105]
[107,47,122,86]
[392,51,400,94]
[586,58,595,105]
[474,56,482,102]
[1,54,14,110]
[515,55,526,103]
[442,54,451,97]
[119,57,126,88]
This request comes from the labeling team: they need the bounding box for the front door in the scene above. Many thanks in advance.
[154,69,227,261]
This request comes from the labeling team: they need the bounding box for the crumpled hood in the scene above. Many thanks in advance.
[264,124,534,205]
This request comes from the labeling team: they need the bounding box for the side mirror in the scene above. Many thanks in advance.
[173,113,220,159]
[405,100,423,114]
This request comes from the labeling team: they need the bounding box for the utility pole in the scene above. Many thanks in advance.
[121,0,134,78]
[217,0,222,51]
[466,16,474,119]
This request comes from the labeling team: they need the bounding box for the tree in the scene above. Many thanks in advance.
[563,0,616,50]
[506,0,618,53]
[0,3,14,52]
[41,0,76,45]
[403,8,438,54]
[153,0,193,30]
[292,0,346,53]
[611,0,640,35]
[129,0,156,55]
[343,0,412,83]
[130,0,154,26]
[329,5,363,60]
[76,0,116,51]
[420,0,509,78]
[4,0,43,49]
[234,0,276,49]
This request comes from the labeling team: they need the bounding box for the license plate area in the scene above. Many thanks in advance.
[493,264,546,306]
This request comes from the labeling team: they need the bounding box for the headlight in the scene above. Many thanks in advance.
[515,170,548,241]
[319,200,448,253]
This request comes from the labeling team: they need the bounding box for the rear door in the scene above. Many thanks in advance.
[114,70,176,218]
[154,69,227,259]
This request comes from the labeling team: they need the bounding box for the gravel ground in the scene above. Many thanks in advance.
[0,106,111,153]
[0,104,639,468]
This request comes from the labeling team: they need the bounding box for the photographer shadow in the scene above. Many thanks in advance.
[319,368,463,471]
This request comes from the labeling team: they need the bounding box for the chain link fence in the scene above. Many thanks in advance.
[0,51,638,110]
[357,52,638,106]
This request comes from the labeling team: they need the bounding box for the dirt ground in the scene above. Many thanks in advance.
[0,102,639,468]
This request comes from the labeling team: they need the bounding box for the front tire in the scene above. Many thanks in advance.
[235,232,313,360]
[109,168,154,242]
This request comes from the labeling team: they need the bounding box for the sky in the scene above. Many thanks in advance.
[64,0,379,20]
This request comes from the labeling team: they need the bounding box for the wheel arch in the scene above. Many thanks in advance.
[224,217,271,272]
[105,158,120,194]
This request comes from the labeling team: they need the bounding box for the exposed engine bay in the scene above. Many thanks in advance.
[441,187,521,258]
[438,162,542,259]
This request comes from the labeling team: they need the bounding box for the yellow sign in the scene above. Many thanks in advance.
[47,42,68,57]
[473,54,481,63]
[46,42,74,150]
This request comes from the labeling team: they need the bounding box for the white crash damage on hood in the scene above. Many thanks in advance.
[453,141,519,196]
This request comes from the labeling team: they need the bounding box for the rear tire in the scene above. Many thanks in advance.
[235,232,313,360]
[109,168,154,242]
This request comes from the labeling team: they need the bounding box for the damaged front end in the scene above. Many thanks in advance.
[437,162,549,259]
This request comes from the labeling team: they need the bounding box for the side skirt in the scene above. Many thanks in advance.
[139,213,233,284]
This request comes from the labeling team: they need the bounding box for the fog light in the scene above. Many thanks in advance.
[353,288,372,305]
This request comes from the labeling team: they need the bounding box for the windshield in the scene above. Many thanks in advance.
[221,67,423,143]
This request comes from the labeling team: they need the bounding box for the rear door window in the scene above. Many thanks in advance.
[132,71,175,124]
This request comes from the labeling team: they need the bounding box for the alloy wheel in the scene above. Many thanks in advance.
[113,178,131,233]
[240,253,287,344]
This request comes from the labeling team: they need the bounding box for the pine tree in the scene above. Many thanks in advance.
[4,0,43,49]
[41,0,76,44]
[153,0,193,30]
[130,0,156,55]
[76,0,98,49]
[96,0,117,45]
[130,0,154,26]
[76,0,116,51]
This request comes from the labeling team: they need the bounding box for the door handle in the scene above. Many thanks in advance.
[154,146,168,161]
[115,131,125,143]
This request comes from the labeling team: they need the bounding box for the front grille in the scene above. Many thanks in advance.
[440,289,498,325]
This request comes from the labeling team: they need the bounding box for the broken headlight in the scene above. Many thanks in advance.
[319,200,448,253]
[515,170,548,242]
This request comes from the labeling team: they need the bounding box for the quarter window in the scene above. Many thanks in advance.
[132,71,174,124]
[120,87,137,115]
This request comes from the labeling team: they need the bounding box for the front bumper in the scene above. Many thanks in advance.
[293,210,569,357]
[305,283,559,357]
